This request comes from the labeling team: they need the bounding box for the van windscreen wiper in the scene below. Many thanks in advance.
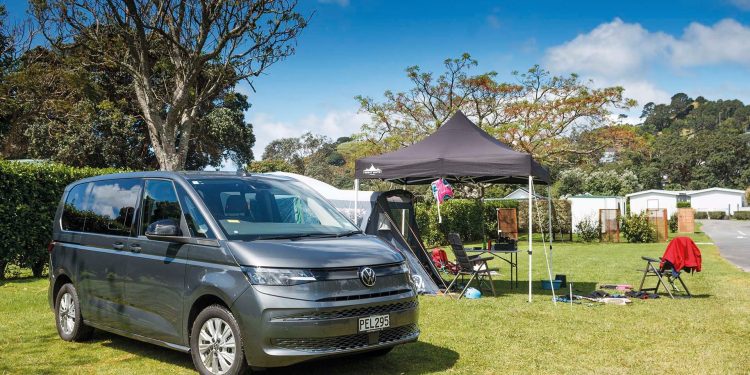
[255,231,362,240]
[255,232,341,240]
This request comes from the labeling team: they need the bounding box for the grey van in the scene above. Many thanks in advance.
[48,171,419,374]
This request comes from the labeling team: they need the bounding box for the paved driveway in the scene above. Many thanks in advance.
[699,219,750,271]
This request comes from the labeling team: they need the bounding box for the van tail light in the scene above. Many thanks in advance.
[47,241,57,254]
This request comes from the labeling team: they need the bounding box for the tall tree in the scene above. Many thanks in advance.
[1,42,255,169]
[354,54,634,167]
[34,0,307,170]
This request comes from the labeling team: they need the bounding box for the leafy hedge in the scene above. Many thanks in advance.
[695,211,726,220]
[0,161,120,278]
[415,199,572,246]
[676,201,691,208]
[733,211,750,220]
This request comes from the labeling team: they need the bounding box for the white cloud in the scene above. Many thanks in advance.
[671,19,750,67]
[544,18,750,107]
[318,0,349,6]
[546,18,672,77]
[249,109,366,159]
[486,15,501,29]
[729,0,750,10]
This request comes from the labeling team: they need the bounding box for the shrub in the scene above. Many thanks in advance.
[415,198,572,246]
[676,201,691,208]
[733,211,750,220]
[620,212,656,243]
[0,161,120,278]
[695,211,708,219]
[705,211,726,220]
[669,213,678,233]
[575,217,599,242]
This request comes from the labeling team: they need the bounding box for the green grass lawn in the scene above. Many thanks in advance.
[1,230,749,374]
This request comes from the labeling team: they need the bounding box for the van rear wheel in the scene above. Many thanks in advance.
[190,305,248,375]
[54,283,93,342]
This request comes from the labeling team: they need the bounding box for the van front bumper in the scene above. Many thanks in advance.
[231,286,419,368]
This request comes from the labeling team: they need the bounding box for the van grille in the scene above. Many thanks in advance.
[275,300,418,321]
[271,324,419,353]
[315,288,412,302]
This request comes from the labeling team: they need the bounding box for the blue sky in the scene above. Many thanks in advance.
[7,1,750,160]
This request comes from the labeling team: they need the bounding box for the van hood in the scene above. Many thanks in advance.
[225,234,404,268]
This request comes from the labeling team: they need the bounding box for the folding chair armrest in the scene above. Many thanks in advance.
[641,256,660,262]
[473,256,494,263]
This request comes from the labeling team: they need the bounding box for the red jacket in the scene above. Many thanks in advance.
[661,237,702,272]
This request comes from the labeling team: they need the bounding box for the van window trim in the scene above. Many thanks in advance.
[58,178,143,238]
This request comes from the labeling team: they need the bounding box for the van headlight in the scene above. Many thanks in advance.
[242,266,317,286]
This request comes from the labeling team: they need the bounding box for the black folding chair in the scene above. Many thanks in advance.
[638,256,692,298]
[444,233,497,299]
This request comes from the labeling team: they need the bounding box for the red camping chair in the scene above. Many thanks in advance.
[638,237,702,298]
[431,248,458,274]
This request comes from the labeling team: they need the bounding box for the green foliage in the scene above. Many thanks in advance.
[700,211,727,220]
[669,213,678,233]
[676,201,691,208]
[575,217,600,242]
[1,39,255,170]
[355,54,633,168]
[0,161,119,278]
[554,167,641,197]
[246,159,295,173]
[415,199,570,246]
[733,211,750,220]
[620,212,656,243]
[261,132,355,188]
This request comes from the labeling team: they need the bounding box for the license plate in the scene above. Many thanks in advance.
[358,314,390,332]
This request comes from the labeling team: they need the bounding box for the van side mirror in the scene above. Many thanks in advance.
[145,219,181,237]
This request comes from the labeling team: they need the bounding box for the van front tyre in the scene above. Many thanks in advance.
[54,283,94,342]
[190,305,248,375]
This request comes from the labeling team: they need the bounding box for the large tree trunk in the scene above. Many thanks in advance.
[132,76,191,171]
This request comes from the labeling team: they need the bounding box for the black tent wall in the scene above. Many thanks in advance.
[364,190,445,289]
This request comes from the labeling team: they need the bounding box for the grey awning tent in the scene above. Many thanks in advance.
[354,111,554,302]
[355,111,550,185]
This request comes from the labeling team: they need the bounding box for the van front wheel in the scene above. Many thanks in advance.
[190,305,248,375]
[54,283,93,342]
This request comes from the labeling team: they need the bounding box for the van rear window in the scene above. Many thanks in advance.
[61,179,141,236]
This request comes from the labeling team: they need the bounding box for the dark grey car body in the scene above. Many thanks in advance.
[48,171,419,368]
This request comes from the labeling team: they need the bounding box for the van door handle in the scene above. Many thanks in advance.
[129,244,142,253]
[113,242,125,250]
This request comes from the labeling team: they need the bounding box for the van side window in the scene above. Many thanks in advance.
[141,180,183,235]
[61,179,141,236]
[61,183,91,232]
[177,185,214,238]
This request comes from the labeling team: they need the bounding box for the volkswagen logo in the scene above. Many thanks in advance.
[359,267,376,287]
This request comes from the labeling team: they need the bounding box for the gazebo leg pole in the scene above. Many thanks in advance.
[547,185,553,276]
[354,179,359,228]
[528,176,533,303]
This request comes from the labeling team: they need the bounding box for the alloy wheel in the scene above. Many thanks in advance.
[198,317,236,374]
[58,292,76,335]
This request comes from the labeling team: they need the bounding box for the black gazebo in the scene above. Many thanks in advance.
[354,111,554,302]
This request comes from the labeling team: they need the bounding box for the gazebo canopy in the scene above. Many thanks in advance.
[355,111,550,185]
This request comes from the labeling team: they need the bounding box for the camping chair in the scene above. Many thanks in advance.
[638,237,701,299]
[444,233,497,299]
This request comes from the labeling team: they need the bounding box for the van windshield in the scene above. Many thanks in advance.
[188,177,360,241]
